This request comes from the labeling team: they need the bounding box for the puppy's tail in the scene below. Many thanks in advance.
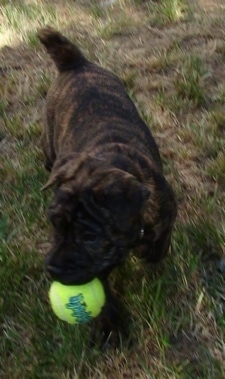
[37,27,87,72]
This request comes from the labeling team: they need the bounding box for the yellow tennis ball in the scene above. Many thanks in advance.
[49,278,105,324]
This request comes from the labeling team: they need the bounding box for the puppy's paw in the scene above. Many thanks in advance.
[90,300,133,349]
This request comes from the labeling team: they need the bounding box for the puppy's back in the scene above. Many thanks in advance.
[38,28,162,168]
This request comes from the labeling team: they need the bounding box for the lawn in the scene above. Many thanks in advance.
[0,0,225,378]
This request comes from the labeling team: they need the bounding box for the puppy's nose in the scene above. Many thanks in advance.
[47,265,63,276]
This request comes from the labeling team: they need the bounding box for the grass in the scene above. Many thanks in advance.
[148,0,189,25]
[1,0,225,378]
[174,55,208,106]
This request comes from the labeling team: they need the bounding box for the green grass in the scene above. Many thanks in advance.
[174,55,208,106]
[2,2,59,32]
[148,0,189,25]
[1,0,225,378]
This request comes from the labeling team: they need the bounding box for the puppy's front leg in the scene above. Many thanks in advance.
[91,279,131,348]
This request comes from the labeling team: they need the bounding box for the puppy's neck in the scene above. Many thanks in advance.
[95,142,161,182]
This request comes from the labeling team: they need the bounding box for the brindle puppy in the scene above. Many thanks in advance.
[38,27,177,345]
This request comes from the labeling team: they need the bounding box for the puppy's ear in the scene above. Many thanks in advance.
[93,169,150,222]
[41,153,81,191]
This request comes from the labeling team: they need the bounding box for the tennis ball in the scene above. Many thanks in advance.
[49,278,105,324]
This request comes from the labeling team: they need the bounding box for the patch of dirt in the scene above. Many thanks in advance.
[0,136,17,159]
[197,0,225,12]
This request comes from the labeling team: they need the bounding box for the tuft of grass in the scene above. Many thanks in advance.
[207,152,225,186]
[159,0,186,22]
[90,2,105,20]
[174,55,208,106]
[0,2,59,47]
[25,30,40,47]
[209,109,225,135]
[96,15,135,39]
[35,71,53,97]
[149,0,188,25]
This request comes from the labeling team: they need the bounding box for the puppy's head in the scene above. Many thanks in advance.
[44,154,149,284]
